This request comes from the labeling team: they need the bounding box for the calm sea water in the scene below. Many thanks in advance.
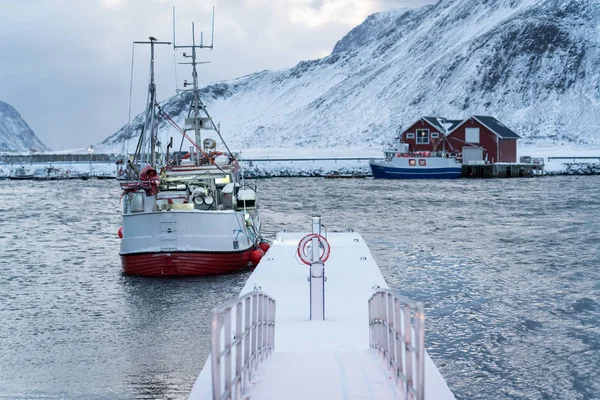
[0,176,598,399]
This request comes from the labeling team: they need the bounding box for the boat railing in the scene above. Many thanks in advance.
[384,149,459,158]
[368,289,425,400]
[211,290,276,400]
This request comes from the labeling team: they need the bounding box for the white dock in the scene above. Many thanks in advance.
[188,231,455,400]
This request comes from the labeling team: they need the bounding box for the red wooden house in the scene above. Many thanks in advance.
[399,115,520,164]
[446,116,520,163]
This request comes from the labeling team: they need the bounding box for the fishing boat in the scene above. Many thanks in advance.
[9,166,33,180]
[33,166,67,180]
[119,31,267,276]
[65,170,89,180]
[93,171,116,180]
[370,143,462,179]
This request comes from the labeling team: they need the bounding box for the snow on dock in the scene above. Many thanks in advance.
[188,228,455,400]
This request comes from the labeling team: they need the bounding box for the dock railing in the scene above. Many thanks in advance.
[211,291,276,400]
[369,290,425,400]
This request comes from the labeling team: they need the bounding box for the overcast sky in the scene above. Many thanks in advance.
[1,0,434,150]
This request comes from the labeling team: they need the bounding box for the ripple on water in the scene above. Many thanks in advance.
[1,177,600,399]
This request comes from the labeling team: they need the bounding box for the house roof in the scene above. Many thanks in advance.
[401,117,445,135]
[473,115,521,139]
[402,116,520,139]
[445,119,463,132]
[422,117,446,133]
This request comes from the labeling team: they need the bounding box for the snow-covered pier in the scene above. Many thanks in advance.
[188,218,455,400]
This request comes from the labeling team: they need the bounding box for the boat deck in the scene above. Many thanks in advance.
[188,231,455,400]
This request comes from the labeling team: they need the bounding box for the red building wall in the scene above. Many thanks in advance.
[498,139,517,163]
[400,120,440,152]
[447,119,499,163]
[401,117,519,162]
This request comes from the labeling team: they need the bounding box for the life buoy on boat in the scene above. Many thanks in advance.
[385,156,392,162]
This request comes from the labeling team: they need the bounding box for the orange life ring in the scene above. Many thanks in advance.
[297,234,331,265]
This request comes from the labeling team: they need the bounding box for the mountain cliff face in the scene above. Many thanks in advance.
[102,0,600,149]
[0,101,49,152]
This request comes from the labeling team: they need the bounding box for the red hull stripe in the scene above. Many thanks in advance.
[121,249,255,276]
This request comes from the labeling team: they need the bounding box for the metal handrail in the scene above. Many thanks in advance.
[547,156,600,161]
[211,291,276,400]
[239,157,376,162]
[368,289,425,400]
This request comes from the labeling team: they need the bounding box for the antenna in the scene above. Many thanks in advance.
[170,6,234,159]
[172,7,177,49]
[173,54,179,92]
[172,7,215,51]
[211,7,215,49]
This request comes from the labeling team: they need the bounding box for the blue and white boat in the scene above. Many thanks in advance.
[369,144,462,179]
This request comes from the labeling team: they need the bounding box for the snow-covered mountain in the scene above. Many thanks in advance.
[102,0,600,150]
[0,101,49,152]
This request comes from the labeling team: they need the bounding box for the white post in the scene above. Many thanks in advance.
[310,216,325,321]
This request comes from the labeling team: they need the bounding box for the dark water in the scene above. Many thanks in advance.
[0,177,599,399]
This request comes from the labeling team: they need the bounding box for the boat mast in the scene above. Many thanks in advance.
[133,37,170,168]
[190,23,201,147]
[173,8,235,162]
[173,9,214,156]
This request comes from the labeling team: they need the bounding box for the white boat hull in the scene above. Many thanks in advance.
[370,155,462,179]
[120,209,261,276]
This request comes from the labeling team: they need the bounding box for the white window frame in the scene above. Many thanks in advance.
[431,132,440,139]
[465,127,480,143]
[416,129,430,144]
[127,192,145,213]
[406,133,415,139]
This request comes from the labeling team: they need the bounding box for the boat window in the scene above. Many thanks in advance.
[129,192,144,213]
[416,129,429,144]
[215,175,231,185]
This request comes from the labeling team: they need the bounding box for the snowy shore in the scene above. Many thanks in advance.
[2,146,600,178]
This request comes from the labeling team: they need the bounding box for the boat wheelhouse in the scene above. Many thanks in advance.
[9,166,33,180]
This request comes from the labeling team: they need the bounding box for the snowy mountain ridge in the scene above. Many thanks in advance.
[102,0,600,151]
[0,100,49,152]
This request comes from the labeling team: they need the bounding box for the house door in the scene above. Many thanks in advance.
[462,148,483,165]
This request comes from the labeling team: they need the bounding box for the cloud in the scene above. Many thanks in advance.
[100,0,126,9]
[287,0,380,28]
[0,0,435,150]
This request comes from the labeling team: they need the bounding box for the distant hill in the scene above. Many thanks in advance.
[102,0,600,149]
[0,100,49,152]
